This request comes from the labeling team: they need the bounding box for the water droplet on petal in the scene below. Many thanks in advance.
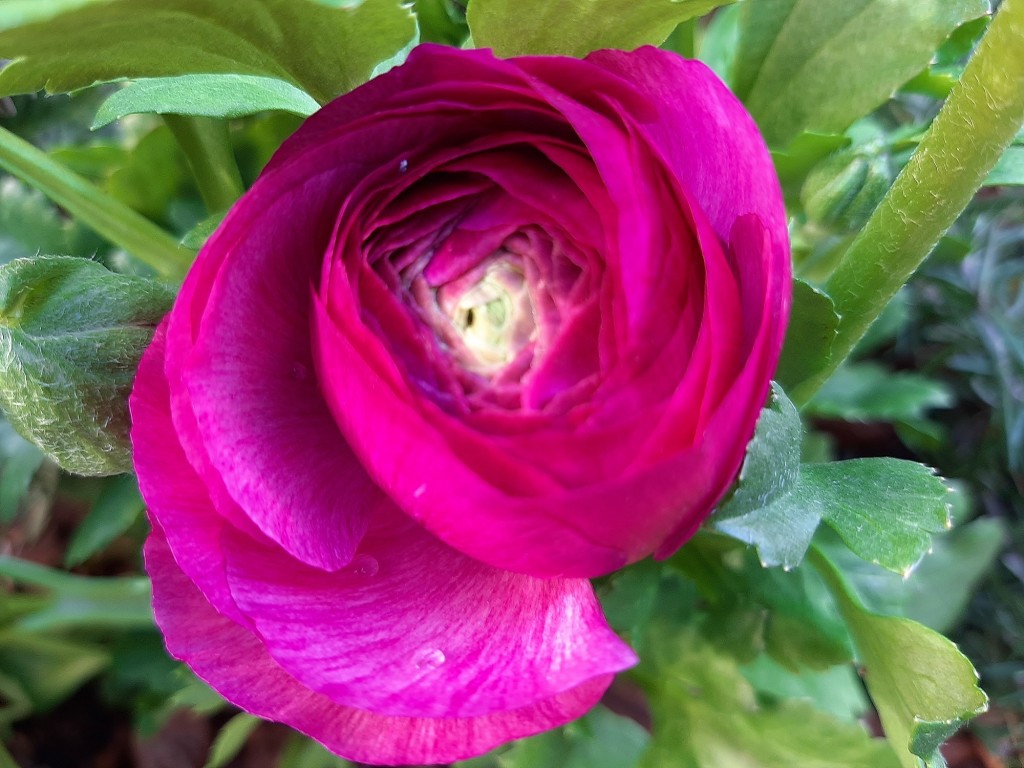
[348,554,379,578]
[413,648,445,670]
[290,362,308,381]
[413,484,426,499]
[399,158,409,173]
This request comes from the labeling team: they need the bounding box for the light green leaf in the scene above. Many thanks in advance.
[805,362,953,422]
[93,74,319,128]
[775,280,840,393]
[0,0,104,31]
[733,0,991,146]
[639,629,900,768]
[696,3,741,85]
[0,257,175,475]
[277,733,355,767]
[0,0,416,104]
[205,713,261,768]
[65,474,146,567]
[814,550,988,768]
[467,0,731,58]
[985,145,1024,185]
[810,459,952,575]
[0,419,44,523]
[0,177,103,263]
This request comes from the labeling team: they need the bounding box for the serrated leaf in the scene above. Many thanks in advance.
[64,473,146,567]
[806,362,953,422]
[0,257,174,475]
[815,550,988,768]
[92,74,319,129]
[467,0,731,58]
[775,280,840,392]
[809,459,952,574]
[639,629,900,768]
[205,713,261,768]
[713,386,822,568]
[732,0,990,146]
[0,0,416,104]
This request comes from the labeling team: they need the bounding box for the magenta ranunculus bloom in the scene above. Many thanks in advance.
[131,43,790,764]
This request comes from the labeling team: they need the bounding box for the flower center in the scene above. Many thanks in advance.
[447,255,536,375]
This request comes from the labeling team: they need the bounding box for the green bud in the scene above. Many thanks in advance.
[801,148,891,230]
[0,256,175,476]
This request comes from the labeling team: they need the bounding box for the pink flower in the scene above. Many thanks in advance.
[131,44,789,764]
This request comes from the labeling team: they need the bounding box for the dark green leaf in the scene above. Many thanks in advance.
[64,474,146,566]
[0,257,175,475]
[93,74,319,128]
[695,3,741,85]
[805,362,953,422]
[467,0,732,57]
[775,280,840,393]
[733,0,990,146]
[414,0,468,45]
[0,176,103,262]
[0,0,416,104]
[0,419,44,523]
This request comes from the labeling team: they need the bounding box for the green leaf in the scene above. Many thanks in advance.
[0,256,175,475]
[0,0,416,104]
[713,385,821,568]
[0,555,153,631]
[742,655,869,722]
[205,713,261,768]
[467,0,732,58]
[813,549,988,768]
[277,733,355,768]
[639,629,900,768]
[809,459,952,575]
[0,177,103,262]
[805,362,953,422]
[985,145,1024,185]
[493,706,649,768]
[733,0,991,146]
[414,0,469,45]
[0,0,104,31]
[696,3,741,86]
[775,280,840,393]
[64,474,146,567]
[904,517,1006,634]
[93,74,320,128]
[0,630,108,711]
[674,534,853,670]
[0,419,44,523]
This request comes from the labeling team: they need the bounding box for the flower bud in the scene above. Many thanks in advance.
[0,257,174,475]
[801,148,890,230]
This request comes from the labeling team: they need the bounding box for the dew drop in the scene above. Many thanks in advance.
[399,158,409,173]
[413,484,426,499]
[413,648,445,671]
[290,362,308,381]
[348,554,379,578]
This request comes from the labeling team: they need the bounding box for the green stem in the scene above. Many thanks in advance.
[0,126,191,279]
[164,115,244,214]
[791,0,1024,407]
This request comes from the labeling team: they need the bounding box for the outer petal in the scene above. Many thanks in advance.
[220,506,635,719]
[146,531,618,766]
